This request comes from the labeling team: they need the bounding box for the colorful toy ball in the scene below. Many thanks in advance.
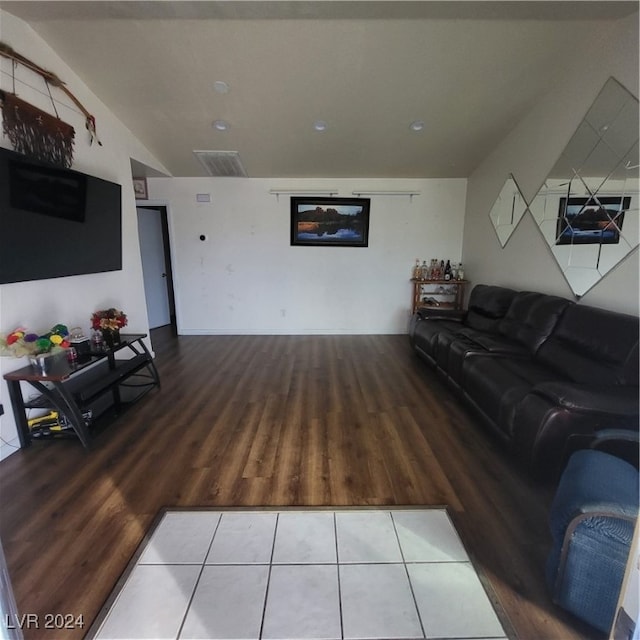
[35,337,51,352]
[6,329,25,345]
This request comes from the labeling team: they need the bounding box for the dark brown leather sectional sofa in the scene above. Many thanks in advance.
[409,284,640,478]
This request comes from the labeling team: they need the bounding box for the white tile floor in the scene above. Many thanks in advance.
[90,508,508,640]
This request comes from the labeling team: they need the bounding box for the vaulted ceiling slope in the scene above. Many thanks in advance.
[1,1,638,178]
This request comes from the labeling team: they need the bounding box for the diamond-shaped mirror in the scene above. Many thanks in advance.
[529,78,639,298]
[488,174,528,247]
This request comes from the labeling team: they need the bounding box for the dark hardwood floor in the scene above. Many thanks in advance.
[0,329,602,639]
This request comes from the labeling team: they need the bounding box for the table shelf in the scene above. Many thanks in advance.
[410,279,468,314]
[4,334,160,449]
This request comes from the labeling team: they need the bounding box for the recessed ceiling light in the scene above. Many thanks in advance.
[409,120,425,132]
[212,119,230,131]
[214,81,229,94]
[313,120,328,132]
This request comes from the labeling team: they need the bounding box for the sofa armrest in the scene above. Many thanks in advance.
[416,307,465,322]
[532,382,639,417]
[549,450,639,539]
[590,429,639,469]
[563,428,640,471]
[591,428,639,448]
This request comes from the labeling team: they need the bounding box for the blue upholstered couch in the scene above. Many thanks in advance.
[547,444,638,633]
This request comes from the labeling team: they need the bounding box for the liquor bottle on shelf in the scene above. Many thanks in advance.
[444,260,452,280]
[420,260,429,280]
[412,259,421,280]
[457,263,465,280]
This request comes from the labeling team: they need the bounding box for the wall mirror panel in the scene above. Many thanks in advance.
[529,77,639,298]
[488,174,528,247]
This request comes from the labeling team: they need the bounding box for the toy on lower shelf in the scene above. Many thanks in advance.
[27,409,92,438]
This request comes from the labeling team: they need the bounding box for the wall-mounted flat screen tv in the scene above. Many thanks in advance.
[0,147,122,284]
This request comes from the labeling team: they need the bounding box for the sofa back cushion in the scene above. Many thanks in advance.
[498,291,572,353]
[536,304,640,386]
[465,285,518,333]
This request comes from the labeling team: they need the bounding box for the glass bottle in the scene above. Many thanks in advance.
[444,260,452,280]
[420,260,429,280]
[457,263,465,281]
[91,329,104,351]
[412,259,421,280]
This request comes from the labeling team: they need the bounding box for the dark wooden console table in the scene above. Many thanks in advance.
[3,334,160,449]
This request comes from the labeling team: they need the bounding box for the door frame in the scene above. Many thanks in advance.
[136,204,177,334]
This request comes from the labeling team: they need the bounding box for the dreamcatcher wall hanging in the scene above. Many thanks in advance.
[0,41,101,168]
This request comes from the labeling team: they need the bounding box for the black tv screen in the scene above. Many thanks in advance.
[0,147,122,284]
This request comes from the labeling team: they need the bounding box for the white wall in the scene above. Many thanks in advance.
[0,11,168,459]
[463,14,639,315]
[149,178,467,334]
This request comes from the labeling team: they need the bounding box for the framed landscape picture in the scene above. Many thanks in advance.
[556,195,629,245]
[290,197,370,247]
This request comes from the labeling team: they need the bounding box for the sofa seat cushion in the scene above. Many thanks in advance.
[411,284,519,369]
[466,333,531,355]
[412,317,465,363]
[461,355,566,438]
[437,290,570,387]
[444,335,530,386]
[433,328,508,371]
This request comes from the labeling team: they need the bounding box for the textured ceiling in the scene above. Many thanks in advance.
[1,1,637,178]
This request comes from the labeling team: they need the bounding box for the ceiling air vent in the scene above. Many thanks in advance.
[193,150,247,177]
